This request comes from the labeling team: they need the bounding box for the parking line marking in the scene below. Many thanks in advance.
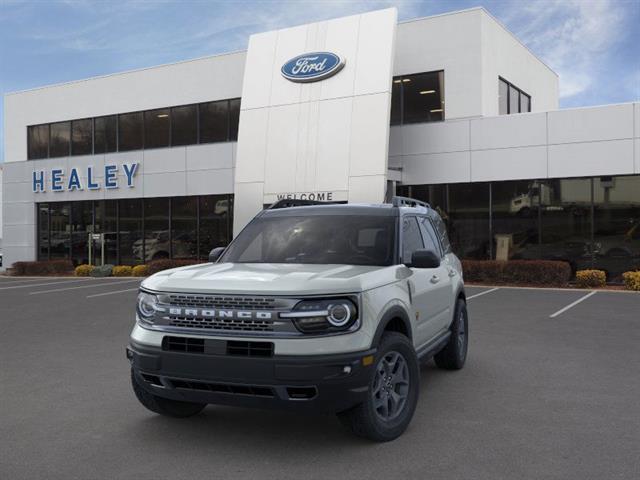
[87,288,139,298]
[29,279,141,295]
[549,291,597,318]
[467,287,500,300]
[0,278,94,290]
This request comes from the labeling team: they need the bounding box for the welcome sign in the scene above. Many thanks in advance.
[32,163,139,193]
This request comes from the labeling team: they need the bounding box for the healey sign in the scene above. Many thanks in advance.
[281,52,345,83]
[32,163,138,193]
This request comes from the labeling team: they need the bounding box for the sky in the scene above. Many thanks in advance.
[1,0,639,162]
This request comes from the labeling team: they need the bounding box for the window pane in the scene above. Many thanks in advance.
[71,119,92,156]
[493,180,539,259]
[28,125,49,159]
[401,71,444,124]
[144,108,170,149]
[390,78,402,125]
[119,199,144,265]
[509,85,520,114]
[118,112,143,151]
[199,195,231,258]
[521,93,531,113]
[49,121,71,157]
[38,204,50,260]
[229,98,241,141]
[593,175,640,280]
[49,202,70,259]
[70,201,93,265]
[172,197,198,259]
[199,100,228,143]
[94,115,117,154]
[448,183,490,259]
[144,198,170,262]
[499,79,509,115]
[171,105,197,146]
[95,200,118,265]
[402,217,424,263]
[418,217,441,256]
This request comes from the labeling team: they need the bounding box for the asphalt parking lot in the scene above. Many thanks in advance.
[1,277,639,480]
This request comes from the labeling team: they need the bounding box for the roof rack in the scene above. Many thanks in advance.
[267,199,332,210]
[391,196,431,209]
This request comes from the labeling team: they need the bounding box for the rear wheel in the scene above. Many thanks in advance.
[434,298,468,370]
[337,332,419,442]
[131,369,206,418]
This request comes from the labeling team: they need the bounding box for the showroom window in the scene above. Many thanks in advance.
[499,77,531,115]
[37,195,233,265]
[397,175,640,282]
[27,98,241,159]
[391,71,444,125]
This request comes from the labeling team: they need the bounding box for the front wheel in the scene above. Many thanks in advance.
[337,332,419,442]
[131,369,206,418]
[434,298,468,370]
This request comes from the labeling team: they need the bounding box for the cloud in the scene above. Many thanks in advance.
[504,0,631,99]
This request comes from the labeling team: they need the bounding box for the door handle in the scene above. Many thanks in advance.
[430,275,440,284]
[448,269,457,277]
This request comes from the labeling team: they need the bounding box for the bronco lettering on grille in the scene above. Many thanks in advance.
[168,308,273,320]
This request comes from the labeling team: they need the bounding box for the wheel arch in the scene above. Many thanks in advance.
[371,306,413,348]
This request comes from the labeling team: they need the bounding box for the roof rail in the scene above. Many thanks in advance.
[267,199,332,210]
[391,196,431,209]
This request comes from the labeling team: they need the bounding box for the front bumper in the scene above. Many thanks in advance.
[128,340,376,414]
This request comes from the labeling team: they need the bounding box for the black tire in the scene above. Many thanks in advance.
[434,298,468,370]
[337,332,419,442]
[131,369,206,418]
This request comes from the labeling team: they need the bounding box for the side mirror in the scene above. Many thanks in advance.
[208,246,226,263]
[408,249,440,269]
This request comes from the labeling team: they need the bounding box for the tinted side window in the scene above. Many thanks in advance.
[94,115,117,154]
[228,98,240,141]
[144,108,170,149]
[418,217,442,257]
[71,119,93,156]
[49,121,71,157]
[171,105,197,146]
[432,215,452,253]
[28,125,49,159]
[118,112,143,151]
[402,217,424,263]
[199,100,228,143]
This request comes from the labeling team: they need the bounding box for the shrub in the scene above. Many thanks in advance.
[575,269,606,288]
[11,260,74,276]
[132,264,150,277]
[462,259,571,287]
[147,259,201,275]
[622,271,640,291]
[112,265,133,277]
[75,264,95,276]
[91,264,114,277]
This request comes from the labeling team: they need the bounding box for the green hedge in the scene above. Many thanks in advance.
[462,259,571,287]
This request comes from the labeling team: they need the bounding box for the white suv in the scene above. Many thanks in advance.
[127,197,468,441]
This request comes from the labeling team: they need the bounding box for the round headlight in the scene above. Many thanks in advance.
[327,303,352,327]
[137,291,157,320]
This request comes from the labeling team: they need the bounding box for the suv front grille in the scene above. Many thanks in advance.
[167,294,278,310]
[169,379,275,397]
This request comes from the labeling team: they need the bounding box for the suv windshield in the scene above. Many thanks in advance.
[221,215,397,266]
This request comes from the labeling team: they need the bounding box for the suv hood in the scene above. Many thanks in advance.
[142,262,403,295]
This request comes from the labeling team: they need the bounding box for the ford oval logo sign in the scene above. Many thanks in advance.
[281,52,345,83]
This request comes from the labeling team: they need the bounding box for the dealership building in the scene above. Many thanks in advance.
[2,7,639,278]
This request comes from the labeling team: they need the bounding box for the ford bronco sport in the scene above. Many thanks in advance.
[128,196,468,441]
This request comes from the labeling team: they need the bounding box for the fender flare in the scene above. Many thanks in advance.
[371,306,413,348]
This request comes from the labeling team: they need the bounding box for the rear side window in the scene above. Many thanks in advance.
[418,217,442,257]
[432,215,452,254]
[402,217,424,263]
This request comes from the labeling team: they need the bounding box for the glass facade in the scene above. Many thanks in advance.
[27,98,241,159]
[37,195,233,265]
[499,77,531,115]
[398,175,640,281]
[391,71,445,125]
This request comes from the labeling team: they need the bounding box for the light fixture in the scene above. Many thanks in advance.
[402,78,411,82]
[419,90,436,95]
[430,109,443,113]
[393,79,401,84]
[157,114,169,118]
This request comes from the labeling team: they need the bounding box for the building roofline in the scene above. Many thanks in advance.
[399,6,558,77]
[4,49,247,97]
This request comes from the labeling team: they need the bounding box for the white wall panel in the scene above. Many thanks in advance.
[354,9,397,96]
[548,139,634,178]
[186,169,234,195]
[186,143,234,171]
[2,201,34,226]
[143,171,186,197]
[635,103,640,138]
[263,103,300,193]
[401,120,469,155]
[548,104,634,144]
[234,108,269,183]
[269,25,306,107]
[349,93,390,177]
[320,15,360,100]
[348,175,387,203]
[315,98,352,191]
[471,145,547,182]
[233,182,264,234]
[143,148,186,174]
[402,151,471,184]
[635,138,640,174]
[470,112,546,150]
